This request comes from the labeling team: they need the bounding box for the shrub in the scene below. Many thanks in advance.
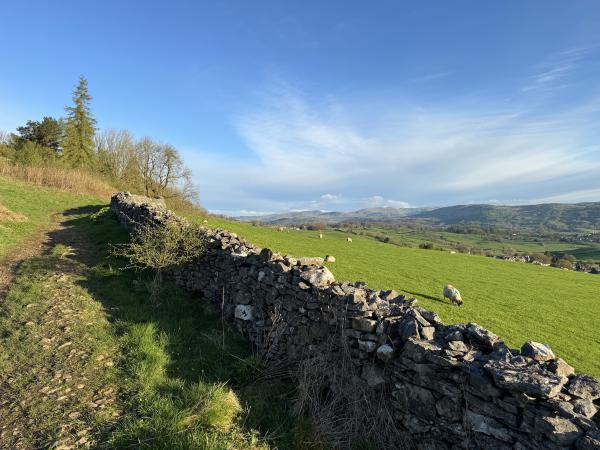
[113,219,206,303]
[552,258,574,270]
[419,242,434,250]
[530,252,552,265]
[455,244,470,254]
[306,222,327,231]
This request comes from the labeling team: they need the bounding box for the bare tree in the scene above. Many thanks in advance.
[0,130,9,145]
[134,137,195,200]
[94,129,137,182]
[134,137,157,197]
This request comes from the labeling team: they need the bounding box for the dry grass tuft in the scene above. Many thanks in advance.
[0,161,115,199]
[294,320,412,449]
[0,203,27,222]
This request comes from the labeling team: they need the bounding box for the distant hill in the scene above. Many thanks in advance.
[238,206,431,225]
[416,202,600,231]
[238,202,600,231]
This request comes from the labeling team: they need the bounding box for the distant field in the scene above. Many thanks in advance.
[356,226,600,261]
[0,177,100,257]
[190,214,600,377]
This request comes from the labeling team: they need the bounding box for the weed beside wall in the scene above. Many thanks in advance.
[111,192,600,450]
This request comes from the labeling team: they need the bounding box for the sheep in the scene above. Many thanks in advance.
[277,227,285,232]
[347,237,353,243]
[443,284,463,306]
[319,233,323,239]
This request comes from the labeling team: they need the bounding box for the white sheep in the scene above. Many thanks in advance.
[319,233,323,239]
[347,237,353,243]
[443,284,463,306]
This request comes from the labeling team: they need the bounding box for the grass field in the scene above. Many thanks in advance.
[353,225,600,261]
[191,215,600,377]
[0,177,101,258]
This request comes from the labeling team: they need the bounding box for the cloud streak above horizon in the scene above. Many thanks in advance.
[189,53,600,216]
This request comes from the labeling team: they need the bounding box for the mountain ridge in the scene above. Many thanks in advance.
[236,201,600,231]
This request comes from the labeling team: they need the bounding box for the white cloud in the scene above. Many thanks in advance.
[320,193,338,201]
[366,196,411,208]
[532,188,600,204]
[187,77,600,214]
[522,46,593,92]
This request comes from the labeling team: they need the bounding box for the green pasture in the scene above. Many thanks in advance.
[192,215,600,377]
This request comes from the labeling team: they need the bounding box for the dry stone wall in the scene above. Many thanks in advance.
[110,192,600,450]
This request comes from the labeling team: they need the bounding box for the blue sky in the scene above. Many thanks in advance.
[1,1,600,215]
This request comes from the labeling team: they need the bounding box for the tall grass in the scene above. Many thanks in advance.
[0,160,115,199]
[0,159,206,214]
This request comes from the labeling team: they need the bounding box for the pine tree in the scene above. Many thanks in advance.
[63,76,96,167]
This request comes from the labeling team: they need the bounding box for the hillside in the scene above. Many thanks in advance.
[241,201,600,232]
[415,202,600,230]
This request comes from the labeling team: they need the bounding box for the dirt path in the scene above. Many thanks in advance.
[0,212,122,449]
[0,215,63,302]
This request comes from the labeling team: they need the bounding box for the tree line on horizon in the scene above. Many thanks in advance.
[0,76,199,209]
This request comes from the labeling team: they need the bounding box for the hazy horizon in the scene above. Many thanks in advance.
[225,198,600,218]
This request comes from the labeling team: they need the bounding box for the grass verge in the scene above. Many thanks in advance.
[20,206,320,449]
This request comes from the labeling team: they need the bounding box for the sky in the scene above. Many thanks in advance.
[1,1,600,215]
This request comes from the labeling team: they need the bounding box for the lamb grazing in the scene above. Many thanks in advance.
[319,233,323,239]
[443,284,463,306]
[347,237,353,243]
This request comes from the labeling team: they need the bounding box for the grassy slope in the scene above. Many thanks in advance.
[0,176,100,258]
[0,179,318,449]
[1,227,268,449]
[193,215,600,377]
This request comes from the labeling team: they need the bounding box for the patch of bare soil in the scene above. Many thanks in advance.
[0,214,60,302]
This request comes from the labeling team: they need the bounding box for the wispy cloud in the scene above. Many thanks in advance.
[522,46,594,92]
[188,72,600,214]
[413,70,453,82]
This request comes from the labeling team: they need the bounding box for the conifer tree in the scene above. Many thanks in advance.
[63,76,96,167]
